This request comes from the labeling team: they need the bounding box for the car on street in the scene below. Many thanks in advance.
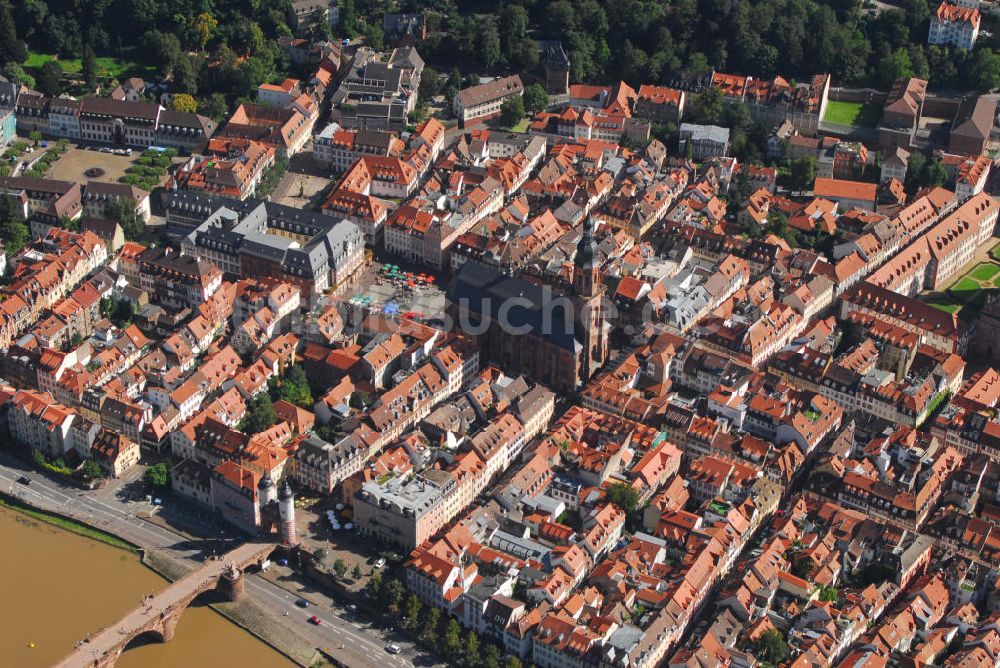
[295,598,310,608]
[386,644,401,654]
[16,475,31,485]
[308,615,321,625]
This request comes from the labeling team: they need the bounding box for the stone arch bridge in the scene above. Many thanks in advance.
[55,542,276,668]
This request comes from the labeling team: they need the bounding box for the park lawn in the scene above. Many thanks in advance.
[823,101,862,125]
[929,301,962,314]
[507,118,530,132]
[990,243,1000,264]
[951,277,982,303]
[970,263,1000,281]
[24,51,157,80]
[823,100,881,127]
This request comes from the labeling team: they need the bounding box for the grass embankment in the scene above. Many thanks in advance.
[0,494,137,552]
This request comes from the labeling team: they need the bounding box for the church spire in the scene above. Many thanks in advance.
[573,215,600,297]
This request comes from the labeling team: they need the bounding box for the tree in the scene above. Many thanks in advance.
[440,618,462,660]
[1,63,34,89]
[818,585,839,602]
[605,482,640,514]
[171,94,198,113]
[352,563,362,579]
[404,593,422,629]
[421,606,441,645]
[503,657,523,668]
[242,393,277,434]
[197,93,227,121]
[480,19,502,70]
[758,628,790,664]
[382,578,404,607]
[482,643,502,668]
[313,548,329,563]
[350,391,372,409]
[0,195,28,256]
[82,45,98,90]
[0,1,26,66]
[362,21,384,50]
[969,48,1000,91]
[790,156,819,193]
[691,87,724,125]
[544,0,577,39]
[341,0,358,34]
[333,558,348,577]
[37,61,63,97]
[173,56,199,95]
[104,199,144,240]
[790,553,815,579]
[276,364,313,407]
[419,66,439,102]
[499,96,525,128]
[309,8,332,40]
[368,571,383,598]
[877,48,914,88]
[192,12,218,50]
[463,630,480,667]
[81,460,104,481]
[905,151,948,190]
[144,30,183,73]
[144,462,170,490]
[523,84,549,114]
[444,67,462,101]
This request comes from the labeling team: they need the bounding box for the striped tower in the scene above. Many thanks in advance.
[278,481,298,547]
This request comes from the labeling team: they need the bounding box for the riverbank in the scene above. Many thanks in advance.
[0,493,137,552]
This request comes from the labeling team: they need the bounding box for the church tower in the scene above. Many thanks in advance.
[573,215,607,384]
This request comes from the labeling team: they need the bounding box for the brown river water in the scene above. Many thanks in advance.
[0,506,294,667]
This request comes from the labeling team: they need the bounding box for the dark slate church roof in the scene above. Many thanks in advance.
[447,262,580,352]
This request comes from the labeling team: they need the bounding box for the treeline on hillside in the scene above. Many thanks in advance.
[1,0,997,109]
[403,0,999,91]
[0,0,350,120]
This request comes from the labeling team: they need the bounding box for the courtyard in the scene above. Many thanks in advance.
[924,241,1000,319]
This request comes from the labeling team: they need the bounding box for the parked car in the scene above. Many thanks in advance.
[386,644,401,655]
[374,558,386,569]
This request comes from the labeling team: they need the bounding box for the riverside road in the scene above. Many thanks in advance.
[0,451,442,668]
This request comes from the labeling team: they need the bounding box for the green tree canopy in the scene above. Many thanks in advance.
[82,45,98,90]
[81,460,104,481]
[37,61,63,97]
[144,462,170,490]
[758,629,790,664]
[276,364,313,408]
[242,393,277,435]
[790,156,819,193]
[523,84,549,114]
[499,95,525,129]
[604,483,640,514]
[0,194,28,257]
[690,87,724,125]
